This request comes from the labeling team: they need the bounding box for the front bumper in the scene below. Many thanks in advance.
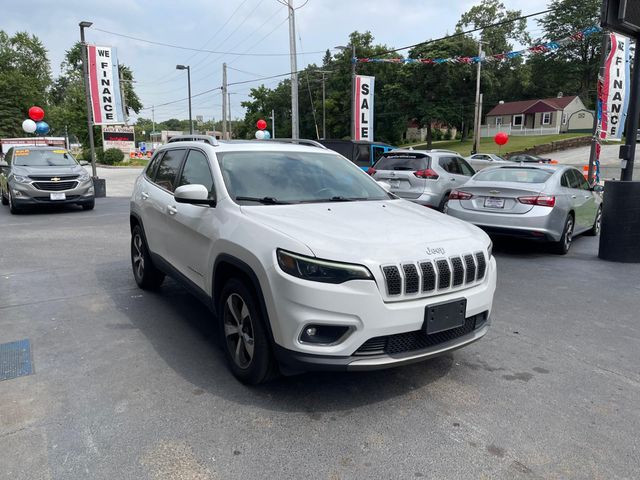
[274,317,489,373]
[446,201,566,242]
[264,256,496,372]
[10,180,95,206]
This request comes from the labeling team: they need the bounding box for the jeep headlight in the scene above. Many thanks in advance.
[12,174,30,183]
[78,171,91,182]
[277,249,373,284]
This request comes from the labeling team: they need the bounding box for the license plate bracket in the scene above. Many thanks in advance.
[50,192,66,201]
[388,179,400,189]
[423,298,466,335]
[484,197,504,208]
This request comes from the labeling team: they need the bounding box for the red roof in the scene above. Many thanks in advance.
[487,96,578,116]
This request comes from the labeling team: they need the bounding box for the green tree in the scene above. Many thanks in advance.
[0,31,52,137]
[532,0,602,106]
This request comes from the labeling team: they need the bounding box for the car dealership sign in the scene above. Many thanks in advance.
[87,45,125,125]
[599,33,631,140]
[354,75,375,141]
[102,125,135,155]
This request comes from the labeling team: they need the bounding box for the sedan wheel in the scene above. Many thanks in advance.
[550,215,574,255]
[586,206,602,236]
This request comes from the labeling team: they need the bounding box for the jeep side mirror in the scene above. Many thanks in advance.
[174,184,216,207]
[79,160,89,166]
[592,184,604,193]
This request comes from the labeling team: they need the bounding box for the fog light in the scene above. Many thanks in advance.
[299,325,351,345]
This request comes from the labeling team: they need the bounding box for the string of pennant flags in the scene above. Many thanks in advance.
[356,26,602,65]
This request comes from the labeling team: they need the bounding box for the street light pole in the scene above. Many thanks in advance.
[176,64,193,134]
[79,21,97,178]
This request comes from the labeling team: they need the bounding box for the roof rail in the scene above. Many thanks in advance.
[167,135,219,146]
[258,138,327,149]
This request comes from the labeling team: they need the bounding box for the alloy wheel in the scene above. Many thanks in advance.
[564,218,574,250]
[595,209,602,235]
[224,293,255,369]
[132,233,145,280]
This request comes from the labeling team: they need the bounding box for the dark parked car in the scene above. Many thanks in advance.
[508,153,553,164]
[318,139,395,170]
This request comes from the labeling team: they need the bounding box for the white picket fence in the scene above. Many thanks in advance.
[480,124,560,137]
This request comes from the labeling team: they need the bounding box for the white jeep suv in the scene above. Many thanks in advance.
[129,136,496,384]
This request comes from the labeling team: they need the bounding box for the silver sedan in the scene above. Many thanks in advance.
[445,165,603,254]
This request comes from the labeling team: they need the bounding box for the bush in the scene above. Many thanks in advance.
[102,148,124,165]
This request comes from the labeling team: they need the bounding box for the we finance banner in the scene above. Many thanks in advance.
[354,75,375,141]
[88,45,125,125]
[599,33,631,140]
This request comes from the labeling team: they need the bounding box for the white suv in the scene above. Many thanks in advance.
[129,136,496,384]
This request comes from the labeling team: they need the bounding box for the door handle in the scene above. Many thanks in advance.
[584,195,591,199]
[141,192,149,200]
[571,195,577,199]
[167,205,178,215]
[450,178,457,182]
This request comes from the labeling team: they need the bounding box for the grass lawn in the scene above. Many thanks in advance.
[402,133,589,157]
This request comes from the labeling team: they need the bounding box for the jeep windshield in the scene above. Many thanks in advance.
[13,149,77,167]
[217,150,392,205]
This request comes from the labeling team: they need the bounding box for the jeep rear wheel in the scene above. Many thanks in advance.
[219,278,277,385]
[131,225,165,289]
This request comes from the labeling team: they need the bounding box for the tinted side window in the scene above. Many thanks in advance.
[561,172,572,188]
[355,144,370,167]
[571,169,589,190]
[154,149,185,192]
[456,157,475,176]
[178,149,215,200]
[568,169,582,189]
[442,157,462,174]
[146,151,164,180]
[438,157,452,173]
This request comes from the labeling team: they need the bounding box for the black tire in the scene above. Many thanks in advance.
[550,214,574,255]
[439,192,451,212]
[1,191,7,206]
[218,278,278,385]
[585,206,602,236]
[8,191,20,215]
[130,225,165,289]
[81,200,95,211]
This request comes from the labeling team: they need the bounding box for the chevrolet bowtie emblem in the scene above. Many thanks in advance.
[51,177,61,182]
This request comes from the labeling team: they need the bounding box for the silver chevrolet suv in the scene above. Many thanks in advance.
[0,146,95,214]
[370,150,475,211]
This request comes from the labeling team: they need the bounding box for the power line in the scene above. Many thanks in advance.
[92,26,325,56]
[371,8,554,57]
[139,87,222,110]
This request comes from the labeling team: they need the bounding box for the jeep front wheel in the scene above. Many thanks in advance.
[218,278,277,385]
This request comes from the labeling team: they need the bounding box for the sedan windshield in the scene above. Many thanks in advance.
[217,150,391,204]
[474,167,552,183]
[13,149,77,167]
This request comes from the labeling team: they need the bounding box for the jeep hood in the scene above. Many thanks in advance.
[241,199,489,263]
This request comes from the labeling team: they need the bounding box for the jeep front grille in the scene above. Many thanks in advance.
[381,252,487,298]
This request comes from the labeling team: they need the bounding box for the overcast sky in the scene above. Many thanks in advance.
[6,0,549,124]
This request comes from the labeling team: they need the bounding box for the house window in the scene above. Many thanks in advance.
[496,117,503,126]
[513,114,523,127]
[562,113,568,125]
[542,112,552,125]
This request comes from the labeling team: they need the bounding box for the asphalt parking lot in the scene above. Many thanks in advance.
[1,191,639,479]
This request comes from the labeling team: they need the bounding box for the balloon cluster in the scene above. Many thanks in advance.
[22,106,50,135]
[254,119,271,139]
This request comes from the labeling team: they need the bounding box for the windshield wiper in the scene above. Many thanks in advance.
[235,196,291,205]
[300,196,367,203]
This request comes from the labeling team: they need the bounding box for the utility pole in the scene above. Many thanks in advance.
[79,21,97,178]
[472,40,483,154]
[151,105,156,146]
[222,63,228,139]
[318,70,333,139]
[287,0,299,139]
[335,45,356,139]
[64,125,70,150]
[270,109,276,138]
[228,92,232,139]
